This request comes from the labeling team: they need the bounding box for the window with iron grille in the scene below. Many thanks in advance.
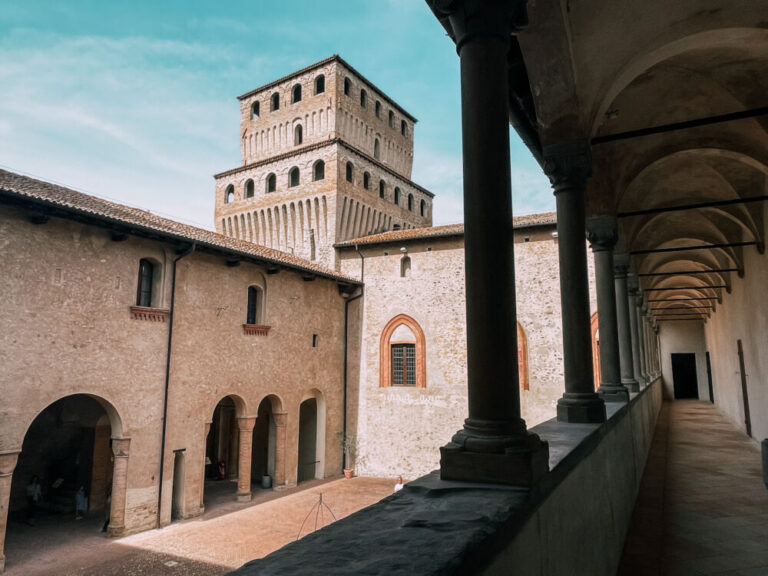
[391,343,416,386]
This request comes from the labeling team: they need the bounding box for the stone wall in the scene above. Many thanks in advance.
[339,224,598,480]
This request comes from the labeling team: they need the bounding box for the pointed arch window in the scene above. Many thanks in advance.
[313,160,325,181]
[315,75,325,95]
[289,167,300,188]
[292,84,302,103]
[380,314,426,388]
[266,173,276,193]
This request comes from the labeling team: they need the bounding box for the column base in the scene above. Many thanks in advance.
[597,383,630,403]
[107,524,125,538]
[557,393,606,423]
[439,424,549,487]
[236,492,252,502]
[622,378,640,393]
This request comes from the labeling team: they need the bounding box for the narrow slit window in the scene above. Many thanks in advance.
[137,259,154,307]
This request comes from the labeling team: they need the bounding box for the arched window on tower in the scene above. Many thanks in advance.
[400,254,411,278]
[401,120,407,137]
[289,167,300,188]
[313,160,325,181]
[225,184,234,204]
[374,138,380,159]
[407,193,414,211]
[266,173,276,193]
[245,179,255,199]
[394,187,401,206]
[344,77,351,96]
[363,172,370,190]
[517,322,529,391]
[388,110,394,128]
[379,180,386,199]
[380,314,426,388]
[271,93,280,111]
[345,161,354,183]
[315,75,325,95]
[420,199,426,217]
[360,89,367,108]
[375,100,381,118]
[294,124,303,146]
[251,101,260,119]
[292,84,302,103]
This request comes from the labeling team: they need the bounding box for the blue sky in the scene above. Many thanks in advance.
[0,0,553,229]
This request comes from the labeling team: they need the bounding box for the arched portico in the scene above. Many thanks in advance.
[252,395,286,489]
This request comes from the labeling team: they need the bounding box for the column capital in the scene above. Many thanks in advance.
[111,437,131,458]
[543,140,592,192]
[427,0,528,52]
[627,273,640,293]
[237,417,256,432]
[587,216,618,252]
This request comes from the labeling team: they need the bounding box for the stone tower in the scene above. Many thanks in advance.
[214,55,434,268]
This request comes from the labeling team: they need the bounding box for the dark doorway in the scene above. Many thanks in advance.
[737,340,752,437]
[203,396,239,507]
[297,398,318,483]
[171,450,185,521]
[671,353,699,399]
[705,352,714,404]
[252,396,279,488]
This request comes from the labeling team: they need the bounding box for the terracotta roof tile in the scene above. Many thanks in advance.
[0,168,359,285]
[336,212,557,247]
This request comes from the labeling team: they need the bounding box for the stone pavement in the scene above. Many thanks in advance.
[3,476,395,575]
[619,401,768,576]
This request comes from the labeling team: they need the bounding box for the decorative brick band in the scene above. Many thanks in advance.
[129,306,170,322]
[243,324,271,336]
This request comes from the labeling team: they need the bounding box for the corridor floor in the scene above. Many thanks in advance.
[619,401,768,576]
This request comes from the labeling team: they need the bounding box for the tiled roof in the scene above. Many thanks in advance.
[0,169,360,285]
[236,55,417,123]
[336,212,557,247]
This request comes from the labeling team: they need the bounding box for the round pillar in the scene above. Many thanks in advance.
[236,417,256,502]
[614,256,639,393]
[108,438,130,537]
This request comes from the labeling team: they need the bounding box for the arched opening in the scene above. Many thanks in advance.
[388,110,394,128]
[251,396,284,490]
[375,100,381,118]
[224,184,234,204]
[343,77,351,96]
[394,187,401,205]
[289,167,300,188]
[7,394,125,552]
[266,173,276,193]
[245,179,254,199]
[360,89,367,108]
[379,314,426,388]
[246,285,264,325]
[292,84,301,104]
[294,124,303,146]
[271,92,279,111]
[591,312,601,391]
[400,255,411,278]
[314,75,325,95]
[313,160,325,182]
[374,138,380,159]
[363,172,370,190]
[345,161,353,183]
[251,101,259,119]
[401,120,407,137]
[171,451,185,521]
[203,396,244,506]
[379,180,386,199]
[407,193,414,211]
[420,199,426,217]
[298,390,326,483]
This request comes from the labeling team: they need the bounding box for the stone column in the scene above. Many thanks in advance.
[273,412,287,487]
[545,141,607,423]
[627,276,645,386]
[0,451,20,573]
[433,0,549,486]
[636,297,648,384]
[236,417,256,502]
[200,422,211,510]
[587,217,629,402]
[108,438,130,537]
[614,256,640,393]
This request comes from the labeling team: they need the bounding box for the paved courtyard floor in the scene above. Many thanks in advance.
[619,401,768,576]
[4,476,395,575]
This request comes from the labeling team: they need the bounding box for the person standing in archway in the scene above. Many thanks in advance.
[26,475,42,525]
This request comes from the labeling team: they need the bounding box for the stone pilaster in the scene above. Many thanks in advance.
[627,275,645,386]
[200,422,211,511]
[636,297,649,384]
[431,0,549,486]
[0,451,20,573]
[236,417,256,501]
[108,438,130,538]
[545,141,607,423]
[614,255,640,393]
[587,216,629,402]
[273,413,287,487]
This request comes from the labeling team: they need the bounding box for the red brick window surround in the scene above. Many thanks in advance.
[379,314,426,388]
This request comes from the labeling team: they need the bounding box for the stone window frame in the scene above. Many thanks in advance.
[407,193,414,212]
[266,173,277,194]
[363,171,371,190]
[379,314,426,388]
[224,184,235,204]
[245,179,255,199]
[251,101,260,120]
[292,84,302,104]
[315,74,325,95]
[289,167,300,188]
[294,124,303,146]
[394,187,401,206]
[271,92,280,112]
[313,160,325,182]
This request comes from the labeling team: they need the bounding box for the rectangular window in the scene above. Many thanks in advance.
[391,343,416,386]
[137,259,153,307]
[247,286,259,324]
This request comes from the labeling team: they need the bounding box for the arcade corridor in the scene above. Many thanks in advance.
[619,401,768,575]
